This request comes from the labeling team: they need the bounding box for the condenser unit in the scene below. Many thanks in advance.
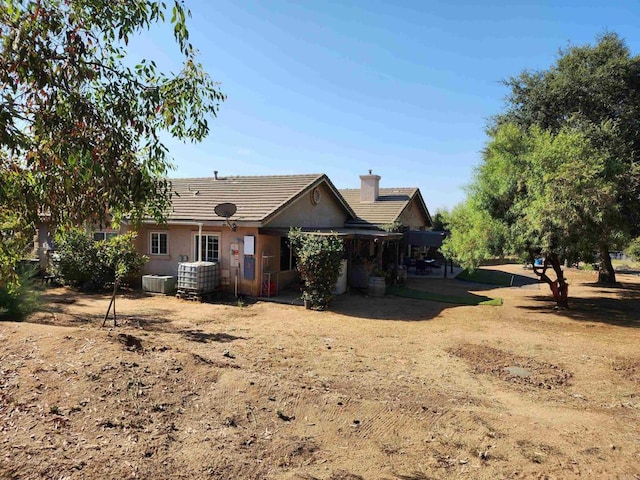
[142,275,176,294]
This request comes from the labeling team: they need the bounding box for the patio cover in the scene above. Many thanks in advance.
[259,227,403,241]
[406,230,447,248]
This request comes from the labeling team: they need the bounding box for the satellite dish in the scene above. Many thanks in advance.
[214,203,237,218]
[214,203,238,231]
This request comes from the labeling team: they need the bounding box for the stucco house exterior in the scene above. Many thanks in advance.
[130,173,356,297]
[33,171,436,295]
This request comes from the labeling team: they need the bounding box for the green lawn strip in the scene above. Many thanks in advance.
[456,269,513,287]
[386,285,503,306]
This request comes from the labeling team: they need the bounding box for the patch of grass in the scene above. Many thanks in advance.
[578,263,597,271]
[456,269,513,287]
[611,259,640,272]
[386,286,502,306]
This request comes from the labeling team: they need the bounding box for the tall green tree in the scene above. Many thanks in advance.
[430,209,449,232]
[505,124,619,305]
[447,122,624,307]
[0,0,224,289]
[495,32,640,284]
[440,200,506,271]
[446,33,640,308]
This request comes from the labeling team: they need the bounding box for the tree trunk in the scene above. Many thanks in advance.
[548,253,569,308]
[529,249,569,309]
[102,279,120,327]
[597,241,617,284]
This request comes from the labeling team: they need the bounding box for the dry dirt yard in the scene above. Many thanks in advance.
[1,264,640,479]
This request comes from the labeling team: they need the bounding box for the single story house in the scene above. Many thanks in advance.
[128,173,359,296]
[33,171,435,295]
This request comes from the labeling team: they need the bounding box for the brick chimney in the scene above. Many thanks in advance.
[360,171,380,202]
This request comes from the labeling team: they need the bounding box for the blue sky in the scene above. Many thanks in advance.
[130,0,640,212]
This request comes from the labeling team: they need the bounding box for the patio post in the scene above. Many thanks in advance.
[393,240,399,285]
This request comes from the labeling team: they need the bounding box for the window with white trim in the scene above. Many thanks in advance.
[194,234,219,262]
[150,232,168,255]
[93,231,118,242]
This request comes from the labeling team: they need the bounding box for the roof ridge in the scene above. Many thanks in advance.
[171,173,324,181]
[339,187,418,191]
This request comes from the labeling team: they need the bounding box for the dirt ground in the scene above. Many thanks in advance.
[1,264,640,479]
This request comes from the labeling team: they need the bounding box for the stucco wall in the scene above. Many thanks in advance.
[265,183,349,229]
[138,224,271,296]
[398,197,430,230]
[135,181,349,296]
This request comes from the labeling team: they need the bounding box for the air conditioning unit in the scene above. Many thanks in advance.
[142,275,176,294]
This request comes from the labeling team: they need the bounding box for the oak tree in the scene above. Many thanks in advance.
[445,33,640,306]
[496,33,640,284]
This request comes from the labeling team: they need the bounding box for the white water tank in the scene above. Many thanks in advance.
[177,261,219,294]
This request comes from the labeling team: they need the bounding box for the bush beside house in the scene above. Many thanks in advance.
[288,228,344,310]
[53,229,147,291]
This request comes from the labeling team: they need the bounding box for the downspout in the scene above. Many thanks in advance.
[198,223,203,262]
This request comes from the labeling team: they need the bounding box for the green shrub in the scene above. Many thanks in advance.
[53,229,146,291]
[53,228,111,290]
[0,265,42,321]
[578,262,596,271]
[288,228,344,310]
[99,233,148,282]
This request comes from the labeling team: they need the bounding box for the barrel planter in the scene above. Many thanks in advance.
[367,276,386,297]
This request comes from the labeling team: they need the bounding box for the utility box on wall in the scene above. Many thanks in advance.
[230,242,239,268]
[244,236,255,255]
[244,256,255,280]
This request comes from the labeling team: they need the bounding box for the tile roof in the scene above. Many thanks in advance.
[339,187,423,227]
[167,174,352,224]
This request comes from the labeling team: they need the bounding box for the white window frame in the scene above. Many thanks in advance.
[93,231,118,242]
[194,233,220,262]
[150,232,168,256]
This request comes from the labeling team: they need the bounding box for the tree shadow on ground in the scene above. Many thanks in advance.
[456,267,540,288]
[520,283,640,328]
[329,278,504,321]
[28,290,250,343]
[177,329,246,343]
[113,313,179,331]
[329,293,449,321]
